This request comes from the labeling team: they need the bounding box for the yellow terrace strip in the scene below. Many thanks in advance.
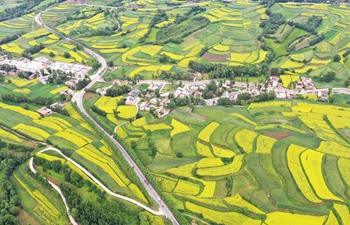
[11,78,38,87]
[174,180,201,196]
[265,212,327,225]
[198,122,220,142]
[0,102,40,119]
[143,123,172,132]
[160,51,184,60]
[0,127,23,143]
[196,141,214,157]
[287,144,322,203]
[13,123,50,141]
[196,155,244,177]
[129,183,148,203]
[132,117,147,126]
[185,201,261,225]
[37,153,66,163]
[141,45,163,57]
[50,86,68,95]
[334,203,350,224]
[231,113,257,125]
[230,52,250,63]
[185,44,204,57]
[33,119,64,132]
[13,88,30,94]
[178,57,197,68]
[213,44,230,52]
[196,158,224,168]
[301,150,343,201]
[100,48,128,53]
[255,135,276,154]
[224,194,265,215]
[235,129,258,153]
[211,144,235,158]
[170,119,190,136]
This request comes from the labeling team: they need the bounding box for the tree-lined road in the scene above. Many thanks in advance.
[34,6,179,225]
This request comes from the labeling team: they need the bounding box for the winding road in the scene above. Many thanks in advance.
[34,4,179,225]
[30,148,163,215]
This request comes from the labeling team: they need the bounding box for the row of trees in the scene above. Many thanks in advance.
[188,60,264,79]
[22,43,45,60]
[218,91,276,106]
[2,94,55,106]
[0,32,25,45]
[0,63,17,72]
[288,16,322,33]
[105,85,130,97]
[260,9,286,35]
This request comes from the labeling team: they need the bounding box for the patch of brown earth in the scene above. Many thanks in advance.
[265,131,292,140]
[17,209,41,225]
[84,92,95,99]
[202,52,230,61]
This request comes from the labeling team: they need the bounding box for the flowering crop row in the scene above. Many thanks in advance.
[196,155,244,177]
[198,122,220,143]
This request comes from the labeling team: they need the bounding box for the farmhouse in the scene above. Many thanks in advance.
[37,106,52,116]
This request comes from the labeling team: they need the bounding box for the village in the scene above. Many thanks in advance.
[1,56,350,118]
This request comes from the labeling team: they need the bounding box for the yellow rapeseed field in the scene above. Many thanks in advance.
[265,212,327,225]
[255,135,276,154]
[224,194,265,214]
[196,155,244,177]
[287,144,322,203]
[0,127,23,143]
[0,102,40,119]
[143,123,172,132]
[116,105,137,119]
[185,201,261,225]
[13,88,31,94]
[197,180,216,198]
[37,153,66,163]
[196,141,214,157]
[301,150,343,201]
[211,144,235,158]
[170,119,190,136]
[155,175,178,192]
[198,122,220,142]
[230,113,257,125]
[333,203,350,224]
[11,78,38,87]
[129,183,148,203]
[50,86,68,95]
[13,123,50,141]
[235,129,258,153]
[174,180,201,196]
[196,158,224,168]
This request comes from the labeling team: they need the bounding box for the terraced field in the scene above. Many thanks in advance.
[116,101,350,224]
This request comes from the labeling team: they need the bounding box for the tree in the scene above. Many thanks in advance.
[49,51,55,57]
[333,54,341,62]
[63,52,71,58]
[322,71,335,83]
[108,60,114,67]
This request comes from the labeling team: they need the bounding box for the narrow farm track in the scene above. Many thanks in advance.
[34,5,180,225]
[29,148,163,215]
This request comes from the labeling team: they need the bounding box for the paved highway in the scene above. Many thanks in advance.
[34,7,179,225]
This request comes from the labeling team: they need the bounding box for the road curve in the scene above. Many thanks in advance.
[30,148,163,215]
[34,7,179,225]
[29,157,79,225]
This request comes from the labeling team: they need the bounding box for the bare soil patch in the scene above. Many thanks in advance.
[84,92,95,99]
[265,131,292,140]
[202,52,230,61]
[18,209,41,225]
